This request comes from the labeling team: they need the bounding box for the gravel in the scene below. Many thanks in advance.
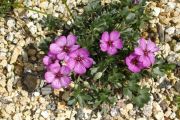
[0,0,180,119]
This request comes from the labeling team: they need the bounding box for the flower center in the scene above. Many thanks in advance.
[75,55,83,62]
[132,58,138,65]
[144,50,149,56]
[63,46,70,53]
[107,40,113,46]
[56,73,63,78]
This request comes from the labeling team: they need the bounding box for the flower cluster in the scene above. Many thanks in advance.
[125,38,159,73]
[43,34,94,89]
[43,31,159,89]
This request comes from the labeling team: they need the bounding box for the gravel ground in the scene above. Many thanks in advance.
[0,0,180,120]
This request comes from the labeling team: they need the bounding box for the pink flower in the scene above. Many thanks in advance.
[43,52,57,66]
[100,31,123,55]
[134,38,159,68]
[66,48,94,75]
[125,53,144,73]
[45,62,71,89]
[49,34,80,61]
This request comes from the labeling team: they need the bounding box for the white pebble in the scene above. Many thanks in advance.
[165,27,175,35]
[6,32,14,41]
[152,7,161,17]
[7,19,16,28]
[33,92,40,97]
[41,111,49,118]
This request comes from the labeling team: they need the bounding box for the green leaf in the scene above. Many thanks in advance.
[127,80,139,92]
[93,72,103,80]
[68,98,77,106]
[123,88,133,99]
[132,87,150,108]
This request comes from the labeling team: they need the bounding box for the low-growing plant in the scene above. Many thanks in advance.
[42,0,152,108]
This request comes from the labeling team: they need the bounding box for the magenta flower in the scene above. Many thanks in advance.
[45,63,71,89]
[134,38,159,68]
[100,31,123,55]
[43,52,57,66]
[125,53,144,73]
[66,48,94,75]
[49,34,80,61]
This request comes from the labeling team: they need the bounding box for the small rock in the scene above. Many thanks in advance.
[153,93,161,102]
[152,7,161,17]
[164,34,171,42]
[110,107,118,117]
[157,24,165,42]
[161,43,171,58]
[7,19,16,28]
[170,112,176,119]
[33,92,40,97]
[165,27,175,35]
[174,81,180,93]
[41,111,49,119]
[41,86,52,95]
[6,32,14,41]
[126,103,133,111]
[159,78,171,89]
[10,46,22,64]
[174,43,180,52]
[167,2,176,10]
[23,72,41,92]
[160,100,168,112]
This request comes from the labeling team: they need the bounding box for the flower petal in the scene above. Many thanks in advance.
[60,76,71,87]
[101,31,109,42]
[139,55,151,68]
[67,59,76,70]
[49,43,61,54]
[128,65,141,73]
[70,45,80,52]
[49,61,61,73]
[43,56,52,66]
[45,71,55,83]
[51,78,62,89]
[100,43,108,52]
[79,48,90,57]
[82,58,93,68]
[139,38,147,50]
[74,63,86,74]
[113,39,123,49]
[148,53,155,65]
[55,36,67,47]
[110,31,120,41]
[134,47,144,55]
[107,47,117,55]
[66,34,77,46]
[60,66,71,75]
[69,51,78,58]
[57,52,67,60]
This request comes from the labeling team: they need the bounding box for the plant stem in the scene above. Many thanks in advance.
[62,0,75,21]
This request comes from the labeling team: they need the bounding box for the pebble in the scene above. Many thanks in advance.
[174,42,180,52]
[41,111,49,119]
[6,32,14,41]
[23,72,41,92]
[167,2,176,10]
[7,19,16,28]
[165,27,175,35]
[174,81,180,93]
[41,86,52,95]
[10,46,22,64]
[152,7,161,16]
